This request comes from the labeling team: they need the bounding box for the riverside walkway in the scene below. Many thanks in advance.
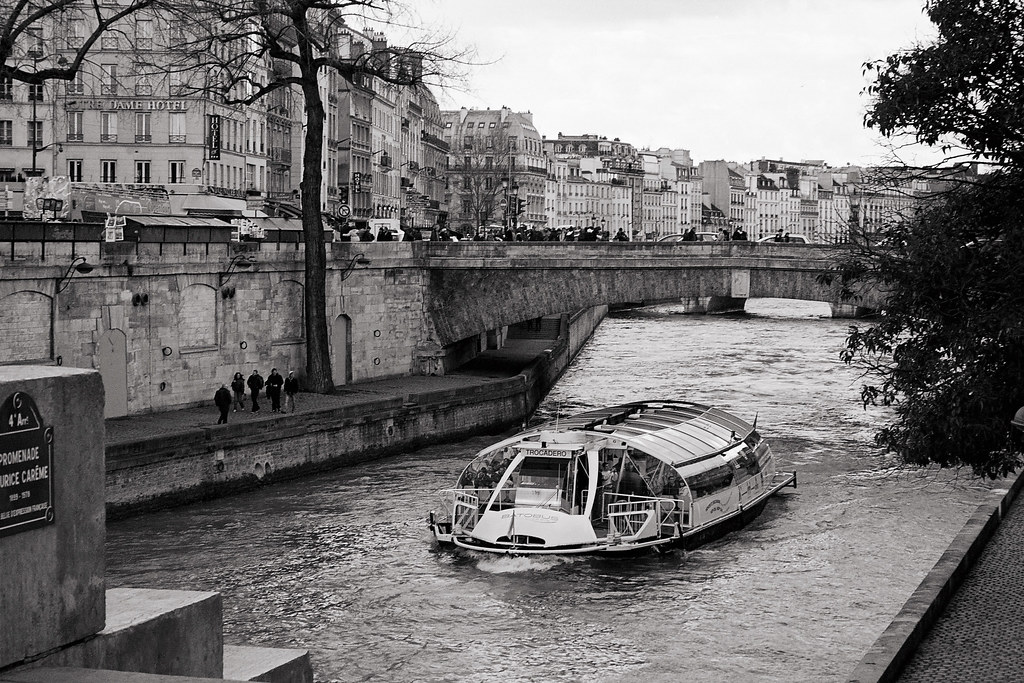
[105,334,556,447]
[851,470,1024,682]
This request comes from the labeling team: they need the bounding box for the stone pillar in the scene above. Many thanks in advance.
[0,366,105,668]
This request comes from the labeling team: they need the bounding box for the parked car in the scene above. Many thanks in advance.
[758,234,810,244]
[657,232,721,242]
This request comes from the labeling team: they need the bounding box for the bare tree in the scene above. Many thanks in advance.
[1,0,160,84]
[161,0,468,393]
[448,129,516,237]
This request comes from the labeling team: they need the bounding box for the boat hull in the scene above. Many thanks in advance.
[431,471,796,557]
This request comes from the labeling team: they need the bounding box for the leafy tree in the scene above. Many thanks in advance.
[833,0,1024,477]
[863,0,1024,166]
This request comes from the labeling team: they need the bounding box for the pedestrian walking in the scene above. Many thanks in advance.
[283,370,299,413]
[266,368,284,413]
[247,369,264,413]
[230,371,246,412]
[214,384,232,424]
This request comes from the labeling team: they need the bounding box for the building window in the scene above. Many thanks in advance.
[135,112,151,142]
[168,112,186,143]
[100,64,118,95]
[100,160,116,183]
[0,77,11,100]
[67,111,83,141]
[135,160,151,183]
[68,159,83,182]
[168,71,188,96]
[25,28,43,58]
[135,20,153,50]
[67,19,85,48]
[101,112,117,142]
[27,121,42,148]
[135,75,152,96]
[28,83,43,101]
[67,71,84,95]
[169,160,185,183]
[0,120,11,146]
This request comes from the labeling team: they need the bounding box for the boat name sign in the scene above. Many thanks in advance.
[501,511,559,523]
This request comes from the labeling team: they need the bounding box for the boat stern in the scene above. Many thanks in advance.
[462,507,600,552]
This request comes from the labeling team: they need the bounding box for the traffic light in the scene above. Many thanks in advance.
[516,199,526,215]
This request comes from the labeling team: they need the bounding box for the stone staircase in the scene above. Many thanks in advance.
[507,316,562,340]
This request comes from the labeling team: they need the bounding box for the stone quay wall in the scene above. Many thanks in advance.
[105,306,608,518]
[0,234,436,417]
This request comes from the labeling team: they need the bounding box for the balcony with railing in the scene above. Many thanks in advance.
[135,134,152,143]
[420,131,450,152]
[67,133,84,142]
[168,134,186,143]
[269,146,292,164]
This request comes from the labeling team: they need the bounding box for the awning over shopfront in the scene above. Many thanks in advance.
[175,194,266,218]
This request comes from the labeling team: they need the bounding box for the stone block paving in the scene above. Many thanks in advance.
[897,492,1024,682]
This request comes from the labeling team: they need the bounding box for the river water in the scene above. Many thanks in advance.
[105,300,993,683]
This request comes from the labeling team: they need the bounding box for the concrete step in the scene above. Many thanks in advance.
[0,667,250,682]
[24,588,223,678]
[223,645,312,683]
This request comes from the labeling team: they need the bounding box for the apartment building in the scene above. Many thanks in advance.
[441,106,546,233]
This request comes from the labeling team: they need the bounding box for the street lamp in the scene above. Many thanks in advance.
[339,253,371,281]
[56,256,93,293]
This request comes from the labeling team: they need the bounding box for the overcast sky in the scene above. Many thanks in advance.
[408,0,941,167]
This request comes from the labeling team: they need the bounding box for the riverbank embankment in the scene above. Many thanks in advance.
[104,307,607,519]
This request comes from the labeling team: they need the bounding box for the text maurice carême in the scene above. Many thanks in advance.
[0,446,48,488]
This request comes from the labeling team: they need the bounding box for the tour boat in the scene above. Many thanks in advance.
[428,400,796,556]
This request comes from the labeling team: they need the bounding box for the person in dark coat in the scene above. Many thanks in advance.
[247,369,264,413]
[230,371,246,412]
[283,370,299,413]
[214,384,232,424]
[266,368,284,412]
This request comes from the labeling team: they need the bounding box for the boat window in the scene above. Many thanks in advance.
[684,463,734,499]
[458,446,517,489]
[646,459,683,497]
[512,456,573,510]
[725,446,761,478]
[519,457,569,490]
[617,451,653,497]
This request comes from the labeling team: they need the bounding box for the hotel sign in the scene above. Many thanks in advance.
[208,114,221,160]
[67,100,190,111]
[0,392,55,538]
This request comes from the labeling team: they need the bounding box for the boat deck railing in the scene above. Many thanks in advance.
[605,495,680,542]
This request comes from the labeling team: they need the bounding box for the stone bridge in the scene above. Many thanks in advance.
[399,241,875,351]
[0,224,876,414]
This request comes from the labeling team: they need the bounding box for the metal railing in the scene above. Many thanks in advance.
[606,495,678,541]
